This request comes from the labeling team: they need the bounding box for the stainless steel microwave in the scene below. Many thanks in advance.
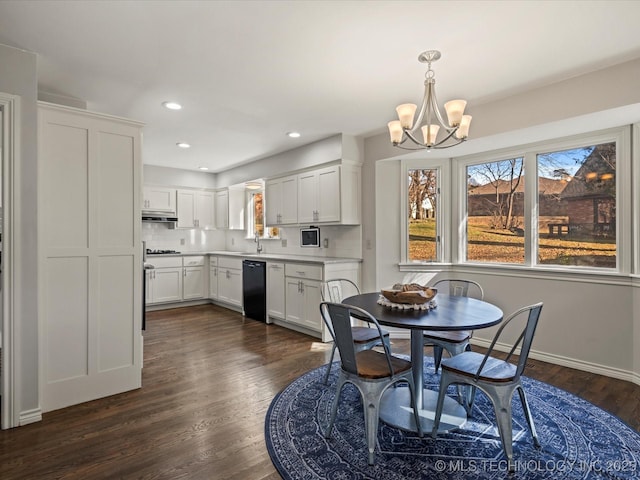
[300,226,320,247]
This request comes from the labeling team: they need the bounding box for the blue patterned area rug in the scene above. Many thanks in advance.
[265,357,640,479]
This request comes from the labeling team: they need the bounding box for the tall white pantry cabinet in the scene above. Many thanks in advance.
[38,102,144,412]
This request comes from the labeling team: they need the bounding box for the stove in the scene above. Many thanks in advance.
[146,249,181,255]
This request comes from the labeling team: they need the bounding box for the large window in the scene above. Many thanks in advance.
[466,157,525,264]
[407,169,439,262]
[537,142,616,268]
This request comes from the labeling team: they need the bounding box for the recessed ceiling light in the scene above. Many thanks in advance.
[287,131,301,138]
[198,166,209,171]
[176,142,191,149]
[162,101,182,110]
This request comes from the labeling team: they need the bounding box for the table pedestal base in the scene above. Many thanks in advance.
[379,388,467,433]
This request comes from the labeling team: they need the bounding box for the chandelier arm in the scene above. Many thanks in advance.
[409,81,431,135]
[403,129,426,147]
[426,82,450,129]
[432,128,459,146]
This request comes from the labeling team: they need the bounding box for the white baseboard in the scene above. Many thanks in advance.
[19,408,42,426]
[388,331,640,386]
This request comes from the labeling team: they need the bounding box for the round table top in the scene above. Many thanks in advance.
[342,292,503,331]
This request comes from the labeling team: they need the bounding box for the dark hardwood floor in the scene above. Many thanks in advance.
[0,304,638,479]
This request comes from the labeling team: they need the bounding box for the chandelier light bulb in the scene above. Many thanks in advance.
[395,103,417,129]
[444,100,467,127]
[387,121,403,144]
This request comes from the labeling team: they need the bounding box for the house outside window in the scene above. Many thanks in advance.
[537,142,616,268]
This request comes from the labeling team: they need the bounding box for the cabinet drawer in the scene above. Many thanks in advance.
[285,263,323,281]
[184,255,205,266]
[219,257,243,270]
[148,256,182,268]
[209,256,218,266]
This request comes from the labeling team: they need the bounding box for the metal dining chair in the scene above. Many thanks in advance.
[423,279,484,372]
[320,302,423,465]
[320,278,390,385]
[431,302,544,472]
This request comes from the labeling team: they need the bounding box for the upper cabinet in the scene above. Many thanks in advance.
[267,164,361,226]
[215,190,229,229]
[265,174,298,226]
[177,189,215,229]
[143,186,176,212]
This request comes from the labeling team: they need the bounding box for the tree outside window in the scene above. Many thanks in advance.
[466,157,525,264]
[407,169,438,262]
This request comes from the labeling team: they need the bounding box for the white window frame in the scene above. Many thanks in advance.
[455,126,631,274]
[400,158,451,265]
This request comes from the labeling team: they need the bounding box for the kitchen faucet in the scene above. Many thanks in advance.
[255,231,263,254]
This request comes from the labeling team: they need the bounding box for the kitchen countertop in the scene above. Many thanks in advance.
[146,251,361,265]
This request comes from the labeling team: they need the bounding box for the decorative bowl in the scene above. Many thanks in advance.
[380,285,437,304]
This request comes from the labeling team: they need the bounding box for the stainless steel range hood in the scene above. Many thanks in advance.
[142,212,178,227]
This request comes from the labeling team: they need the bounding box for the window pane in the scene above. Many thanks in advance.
[537,142,616,268]
[466,158,525,263]
[253,192,264,237]
[407,169,438,262]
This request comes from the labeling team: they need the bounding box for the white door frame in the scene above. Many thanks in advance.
[1,93,19,429]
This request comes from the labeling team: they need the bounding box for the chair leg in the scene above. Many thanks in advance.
[322,344,337,385]
[517,385,540,448]
[431,371,453,438]
[433,345,444,373]
[487,387,516,472]
[362,383,386,465]
[324,375,346,439]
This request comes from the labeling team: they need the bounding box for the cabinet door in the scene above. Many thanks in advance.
[195,191,215,229]
[152,267,183,303]
[265,179,282,225]
[218,268,242,306]
[145,269,153,304]
[316,166,340,222]
[143,186,176,212]
[267,262,285,320]
[215,190,229,229]
[209,266,219,299]
[301,280,322,331]
[177,190,196,228]
[183,266,205,300]
[228,187,245,230]
[285,278,304,325]
[297,171,317,224]
[280,175,298,224]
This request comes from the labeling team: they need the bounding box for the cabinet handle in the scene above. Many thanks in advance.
[184,269,187,277]
[296,271,306,276]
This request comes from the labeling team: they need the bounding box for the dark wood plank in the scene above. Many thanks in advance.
[0,305,637,479]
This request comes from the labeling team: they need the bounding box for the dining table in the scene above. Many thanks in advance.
[342,291,503,433]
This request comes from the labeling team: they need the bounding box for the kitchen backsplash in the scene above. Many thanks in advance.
[142,223,362,258]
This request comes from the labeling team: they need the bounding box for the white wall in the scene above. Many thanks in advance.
[363,58,640,383]
[143,164,217,189]
[0,43,39,424]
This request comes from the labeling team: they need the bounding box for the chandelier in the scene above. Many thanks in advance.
[388,50,471,150]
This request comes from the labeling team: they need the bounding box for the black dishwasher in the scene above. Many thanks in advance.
[242,260,267,322]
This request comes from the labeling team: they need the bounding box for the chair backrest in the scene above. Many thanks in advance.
[321,278,360,302]
[476,302,543,380]
[432,279,484,300]
[319,302,394,376]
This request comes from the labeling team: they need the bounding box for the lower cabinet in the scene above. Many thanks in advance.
[267,262,285,321]
[217,257,243,307]
[209,256,219,300]
[147,256,206,305]
[284,263,327,339]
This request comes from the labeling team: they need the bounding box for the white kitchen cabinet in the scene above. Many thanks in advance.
[182,255,206,300]
[228,187,246,230]
[298,165,341,224]
[177,189,215,229]
[284,263,325,336]
[147,256,206,303]
[143,186,176,212]
[215,190,229,229]
[267,262,285,321]
[265,174,298,225]
[209,256,219,300]
[217,257,243,307]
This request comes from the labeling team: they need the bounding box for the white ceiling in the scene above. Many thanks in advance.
[1,0,640,173]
